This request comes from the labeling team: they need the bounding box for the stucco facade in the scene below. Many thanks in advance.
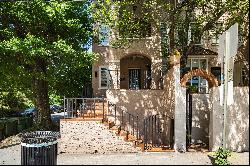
[91,6,248,152]
[92,34,163,97]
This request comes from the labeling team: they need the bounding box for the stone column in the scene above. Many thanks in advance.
[173,64,187,152]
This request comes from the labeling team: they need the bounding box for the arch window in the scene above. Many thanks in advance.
[186,58,209,93]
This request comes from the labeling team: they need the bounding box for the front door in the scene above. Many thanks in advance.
[129,69,141,89]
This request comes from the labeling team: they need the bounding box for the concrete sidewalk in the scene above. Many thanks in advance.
[0,144,249,165]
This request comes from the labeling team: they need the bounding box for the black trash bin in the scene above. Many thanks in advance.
[21,131,60,165]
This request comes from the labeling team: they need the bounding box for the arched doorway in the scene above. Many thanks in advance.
[181,69,218,151]
[120,54,151,89]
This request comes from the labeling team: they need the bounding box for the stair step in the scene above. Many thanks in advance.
[60,119,141,154]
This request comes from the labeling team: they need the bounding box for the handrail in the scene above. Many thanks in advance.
[143,114,174,150]
[62,97,174,150]
[63,96,107,120]
[107,101,140,143]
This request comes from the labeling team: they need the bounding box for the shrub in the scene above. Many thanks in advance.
[213,147,231,165]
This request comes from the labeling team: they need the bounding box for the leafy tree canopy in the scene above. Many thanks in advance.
[0,0,95,129]
[92,0,249,53]
[92,0,249,77]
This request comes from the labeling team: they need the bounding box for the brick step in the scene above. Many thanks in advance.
[136,143,175,152]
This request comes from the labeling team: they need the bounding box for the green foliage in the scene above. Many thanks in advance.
[92,0,249,53]
[0,0,94,97]
[0,91,33,117]
[0,0,95,127]
[49,93,62,106]
[213,147,231,165]
[187,85,198,93]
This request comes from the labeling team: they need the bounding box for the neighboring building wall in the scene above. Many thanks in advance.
[233,61,248,86]
[92,46,111,97]
[209,86,249,152]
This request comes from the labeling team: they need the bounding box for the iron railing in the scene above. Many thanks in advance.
[107,101,140,143]
[63,96,106,120]
[107,102,174,150]
[143,114,174,150]
[63,97,174,150]
[107,68,154,90]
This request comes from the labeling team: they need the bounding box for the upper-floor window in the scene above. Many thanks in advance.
[99,66,110,89]
[211,23,223,45]
[99,25,110,46]
[186,58,209,93]
[189,22,202,45]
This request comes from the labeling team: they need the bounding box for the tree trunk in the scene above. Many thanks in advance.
[32,58,52,130]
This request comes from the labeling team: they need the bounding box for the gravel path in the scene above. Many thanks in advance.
[0,144,249,165]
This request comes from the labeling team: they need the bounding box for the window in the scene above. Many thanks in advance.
[99,66,110,89]
[240,68,248,86]
[211,23,223,45]
[186,58,209,93]
[99,25,109,46]
[189,22,202,45]
[211,67,221,85]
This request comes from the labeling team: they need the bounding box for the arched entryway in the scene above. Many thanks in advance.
[180,69,219,88]
[120,54,151,89]
[181,69,218,151]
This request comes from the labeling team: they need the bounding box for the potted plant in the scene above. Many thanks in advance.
[187,85,198,93]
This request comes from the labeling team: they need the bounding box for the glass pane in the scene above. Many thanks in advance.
[199,77,208,93]
[186,59,191,67]
[99,25,109,46]
[100,68,108,87]
[191,59,199,70]
[192,76,199,85]
[200,59,207,70]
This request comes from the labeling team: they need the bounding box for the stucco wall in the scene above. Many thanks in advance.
[92,35,162,97]
[209,86,249,152]
[106,89,168,119]
[191,94,211,145]
[226,87,249,151]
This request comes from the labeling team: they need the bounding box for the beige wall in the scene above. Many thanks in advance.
[190,87,249,152]
[191,94,211,145]
[106,89,173,144]
[209,87,249,152]
[92,34,162,97]
[226,87,249,151]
